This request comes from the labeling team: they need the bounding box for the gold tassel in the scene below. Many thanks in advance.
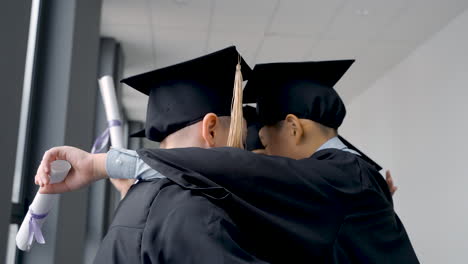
[227,56,245,149]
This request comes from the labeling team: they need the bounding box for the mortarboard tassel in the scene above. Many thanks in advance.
[227,56,245,149]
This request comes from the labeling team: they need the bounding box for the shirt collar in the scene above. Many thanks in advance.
[315,136,360,156]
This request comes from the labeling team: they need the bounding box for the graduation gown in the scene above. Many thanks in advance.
[136,147,419,264]
[93,177,268,264]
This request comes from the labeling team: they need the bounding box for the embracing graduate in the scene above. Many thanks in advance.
[135,60,419,263]
[35,47,416,263]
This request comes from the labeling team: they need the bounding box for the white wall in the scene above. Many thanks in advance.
[340,8,468,264]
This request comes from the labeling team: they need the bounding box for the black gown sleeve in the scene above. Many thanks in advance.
[140,184,268,264]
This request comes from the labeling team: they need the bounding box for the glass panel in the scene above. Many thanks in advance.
[12,0,42,203]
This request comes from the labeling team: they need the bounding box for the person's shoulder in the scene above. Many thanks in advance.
[312,149,381,176]
[168,192,229,221]
[305,149,365,189]
[311,148,359,162]
[311,148,370,174]
[106,178,168,229]
[143,180,229,221]
[309,149,392,209]
[150,187,234,239]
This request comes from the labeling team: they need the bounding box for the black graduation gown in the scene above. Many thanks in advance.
[136,147,419,264]
[93,177,268,264]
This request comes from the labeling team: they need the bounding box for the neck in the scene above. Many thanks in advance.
[302,134,335,157]
[159,138,203,149]
[159,122,206,149]
[296,121,337,158]
[312,133,336,152]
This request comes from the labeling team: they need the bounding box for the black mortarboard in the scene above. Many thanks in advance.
[244,60,353,128]
[243,105,264,151]
[122,46,252,142]
[244,60,383,171]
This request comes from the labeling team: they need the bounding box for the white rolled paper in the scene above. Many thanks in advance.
[98,75,124,148]
[16,160,71,251]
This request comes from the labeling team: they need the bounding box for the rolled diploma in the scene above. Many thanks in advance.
[16,160,71,251]
[98,75,123,148]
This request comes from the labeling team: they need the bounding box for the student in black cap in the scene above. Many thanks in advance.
[246,60,385,170]
[35,47,268,263]
[245,60,397,194]
[243,81,397,193]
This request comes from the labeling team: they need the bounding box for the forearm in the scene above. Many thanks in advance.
[92,153,109,180]
[92,153,135,198]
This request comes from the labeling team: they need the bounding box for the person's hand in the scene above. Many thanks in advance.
[35,146,107,194]
[385,170,398,196]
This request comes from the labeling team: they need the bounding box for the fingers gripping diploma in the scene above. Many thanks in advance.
[17,147,108,251]
[35,146,108,194]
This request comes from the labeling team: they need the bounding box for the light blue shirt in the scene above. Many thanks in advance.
[106,137,359,180]
[106,148,165,180]
[315,136,360,155]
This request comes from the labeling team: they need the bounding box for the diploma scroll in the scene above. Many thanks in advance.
[98,75,124,149]
[16,160,71,251]
[97,76,134,196]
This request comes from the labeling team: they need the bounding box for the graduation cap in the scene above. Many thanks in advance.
[122,46,252,142]
[244,60,383,171]
[244,60,353,128]
[243,105,264,151]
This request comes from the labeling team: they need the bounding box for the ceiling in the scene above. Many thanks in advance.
[101,0,468,121]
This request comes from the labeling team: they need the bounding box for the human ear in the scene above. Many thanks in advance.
[201,113,218,147]
[258,126,267,148]
[285,114,303,145]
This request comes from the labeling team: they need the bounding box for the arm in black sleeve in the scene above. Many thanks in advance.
[137,147,357,259]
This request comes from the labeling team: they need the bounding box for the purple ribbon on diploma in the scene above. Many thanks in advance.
[27,209,48,249]
[91,120,122,154]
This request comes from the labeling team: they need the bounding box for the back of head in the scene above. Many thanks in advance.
[159,115,232,149]
[244,60,352,158]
